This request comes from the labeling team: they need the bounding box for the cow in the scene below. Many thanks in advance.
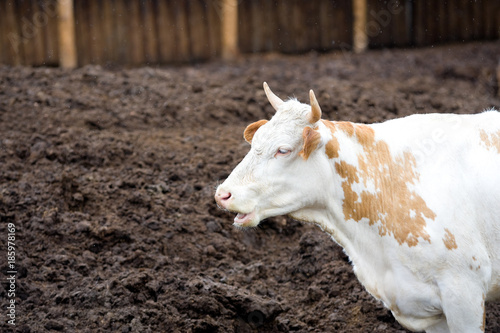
[214,82,500,332]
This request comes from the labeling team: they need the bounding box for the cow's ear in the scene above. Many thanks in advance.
[244,120,268,144]
[299,127,322,160]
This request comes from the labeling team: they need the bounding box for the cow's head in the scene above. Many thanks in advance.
[215,83,336,227]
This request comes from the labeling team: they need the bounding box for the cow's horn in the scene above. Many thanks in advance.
[263,82,284,111]
[308,89,322,123]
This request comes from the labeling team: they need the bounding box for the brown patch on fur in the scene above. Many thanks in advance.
[355,124,376,147]
[321,121,378,160]
[480,129,500,154]
[321,121,342,159]
[244,119,268,144]
[321,120,336,132]
[334,125,436,247]
[442,228,458,250]
[325,137,340,158]
[300,127,321,160]
[335,121,355,137]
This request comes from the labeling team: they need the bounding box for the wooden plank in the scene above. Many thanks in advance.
[495,1,500,39]
[496,1,500,39]
[330,0,342,50]
[101,0,115,64]
[327,0,350,51]
[482,0,491,39]
[366,0,380,47]
[188,0,210,60]
[221,0,238,59]
[384,0,398,46]
[425,0,438,45]
[305,0,321,51]
[87,0,102,64]
[17,0,34,65]
[380,0,397,47]
[157,0,176,63]
[58,0,77,68]
[94,0,105,63]
[327,0,340,50]
[412,0,426,46]
[436,0,447,43]
[459,0,472,41]
[174,1,191,62]
[236,0,250,53]
[127,0,144,65]
[143,0,159,64]
[0,1,7,64]
[367,0,390,47]
[353,0,367,53]
[44,0,59,65]
[81,0,93,64]
[292,0,308,53]
[206,0,221,57]
[319,0,333,51]
[113,0,128,64]
[0,0,18,64]
[484,0,500,39]
[457,0,474,41]
[271,0,281,51]
[393,0,411,46]
[448,0,460,42]
[35,0,47,65]
[33,0,47,66]
[281,0,295,53]
[337,0,353,48]
[472,0,482,39]
[73,0,82,65]
[255,0,267,52]
[261,0,276,52]
[420,0,430,45]
[276,0,294,53]
[74,0,87,66]
[6,0,23,65]
[250,0,262,52]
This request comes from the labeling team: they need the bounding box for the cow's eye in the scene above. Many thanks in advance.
[275,148,291,157]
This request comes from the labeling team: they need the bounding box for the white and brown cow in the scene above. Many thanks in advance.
[215,83,500,332]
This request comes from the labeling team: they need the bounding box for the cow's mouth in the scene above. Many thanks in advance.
[233,211,255,227]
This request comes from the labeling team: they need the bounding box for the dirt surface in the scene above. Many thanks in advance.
[1,41,500,333]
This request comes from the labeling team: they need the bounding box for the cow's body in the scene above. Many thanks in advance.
[215,83,500,332]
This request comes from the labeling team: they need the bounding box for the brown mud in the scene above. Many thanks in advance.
[1,41,500,332]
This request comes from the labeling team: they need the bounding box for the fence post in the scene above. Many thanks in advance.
[353,0,368,53]
[58,0,77,68]
[221,0,238,60]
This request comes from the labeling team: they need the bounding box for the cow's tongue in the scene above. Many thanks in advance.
[234,213,250,225]
[235,213,248,220]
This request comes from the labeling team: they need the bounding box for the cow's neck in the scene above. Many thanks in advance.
[293,123,405,301]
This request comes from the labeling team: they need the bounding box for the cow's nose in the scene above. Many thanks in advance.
[215,189,232,208]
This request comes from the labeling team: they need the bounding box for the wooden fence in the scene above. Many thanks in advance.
[0,0,499,68]
[237,0,353,54]
[369,0,500,48]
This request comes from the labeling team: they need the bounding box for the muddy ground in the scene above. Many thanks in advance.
[1,41,500,333]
